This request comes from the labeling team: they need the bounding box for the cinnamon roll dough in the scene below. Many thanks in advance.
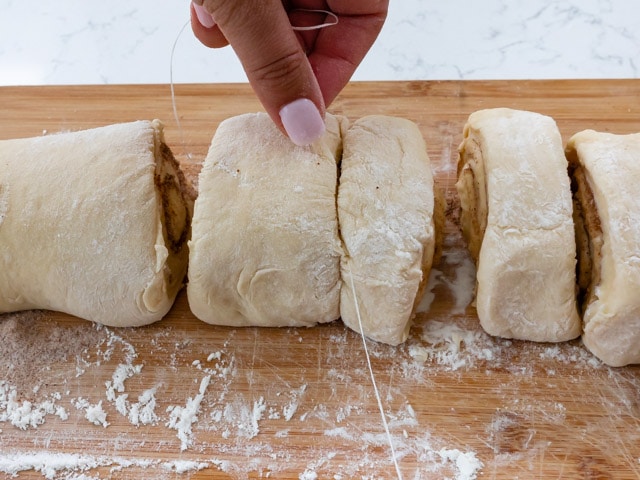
[567,130,640,366]
[187,113,346,327]
[456,108,581,342]
[0,120,192,326]
[338,115,442,345]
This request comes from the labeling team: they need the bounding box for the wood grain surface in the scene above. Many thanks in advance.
[1,80,639,479]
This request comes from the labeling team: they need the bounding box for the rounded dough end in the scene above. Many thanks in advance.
[477,226,581,343]
[582,306,640,367]
[0,120,193,327]
[338,115,438,345]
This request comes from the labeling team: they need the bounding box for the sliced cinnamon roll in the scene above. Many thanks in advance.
[456,108,581,342]
[567,130,640,366]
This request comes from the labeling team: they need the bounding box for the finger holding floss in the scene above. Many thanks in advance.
[184,1,400,476]
[189,0,327,145]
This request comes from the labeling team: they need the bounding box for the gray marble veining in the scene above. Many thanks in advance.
[0,0,638,86]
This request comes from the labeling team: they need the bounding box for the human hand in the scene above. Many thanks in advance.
[190,0,388,146]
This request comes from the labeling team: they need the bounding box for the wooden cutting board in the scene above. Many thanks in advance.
[1,81,639,479]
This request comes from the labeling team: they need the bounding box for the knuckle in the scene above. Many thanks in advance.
[249,49,308,86]
[201,0,240,26]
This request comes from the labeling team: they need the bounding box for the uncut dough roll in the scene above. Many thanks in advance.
[338,115,443,345]
[0,120,193,326]
[187,112,346,327]
[456,108,581,342]
[566,130,640,366]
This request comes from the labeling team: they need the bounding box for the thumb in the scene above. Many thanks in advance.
[198,0,326,146]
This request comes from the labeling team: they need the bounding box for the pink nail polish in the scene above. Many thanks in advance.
[192,1,216,29]
[279,99,325,146]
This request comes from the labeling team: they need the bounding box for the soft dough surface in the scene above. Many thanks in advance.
[0,120,192,326]
[187,113,346,327]
[457,108,581,342]
[567,130,640,366]
[338,115,437,345]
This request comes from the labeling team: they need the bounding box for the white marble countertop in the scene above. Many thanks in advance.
[0,0,638,86]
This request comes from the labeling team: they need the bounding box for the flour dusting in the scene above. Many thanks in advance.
[161,460,209,474]
[166,374,212,451]
[0,452,212,479]
[283,384,307,421]
[127,386,160,426]
[0,452,105,479]
[0,383,68,430]
[416,268,443,313]
[408,320,498,371]
[1,261,636,480]
[442,249,476,314]
[73,398,109,428]
[437,448,483,480]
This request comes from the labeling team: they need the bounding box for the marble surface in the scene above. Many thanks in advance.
[0,0,638,86]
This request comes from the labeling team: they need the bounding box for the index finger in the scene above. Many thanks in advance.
[200,0,327,145]
[307,0,389,106]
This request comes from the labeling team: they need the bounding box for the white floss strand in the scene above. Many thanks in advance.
[290,9,339,31]
[169,9,400,477]
[169,19,191,157]
[346,263,404,480]
[169,9,337,148]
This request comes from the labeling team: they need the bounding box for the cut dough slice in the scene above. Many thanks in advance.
[187,112,346,327]
[456,108,581,342]
[0,120,192,326]
[338,115,442,345]
[566,130,640,366]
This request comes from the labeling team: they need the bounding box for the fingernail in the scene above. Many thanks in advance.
[279,99,325,146]
[192,1,216,29]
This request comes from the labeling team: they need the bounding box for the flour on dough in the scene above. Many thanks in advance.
[567,130,640,366]
[187,113,346,327]
[338,115,440,345]
[456,108,581,342]
[0,120,192,326]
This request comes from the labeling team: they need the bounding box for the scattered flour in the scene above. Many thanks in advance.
[85,401,108,428]
[388,402,419,430]
[0,452,213,479]
[161,460,209,474]
[0,452,106,479]
[72,398,108,428]
[324,426,353,441]
[538,343,603,368]
[416,245,475,316]
[299,469,318,480]
[282,384,307,421]
[103,362,160,426]
[0,383,68,430]
[441,250,476,314]
[221,396,267,439]
[98,327,138,365]
[166,374,212,450]
[207,351,222,362]
[126,386,160,426]
[437,448,483,480]
[416,269,443,313]
[318,429,483,480]
[105,363,143,404]
[0,246,631,480]
[408,320,498,371]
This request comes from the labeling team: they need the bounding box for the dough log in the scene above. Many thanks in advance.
[338,115,442,345]
[0,120,193,326]
[187,113,346,328]
[456,108,581,342]
[567,130,640,366]
[188,113,441,344]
